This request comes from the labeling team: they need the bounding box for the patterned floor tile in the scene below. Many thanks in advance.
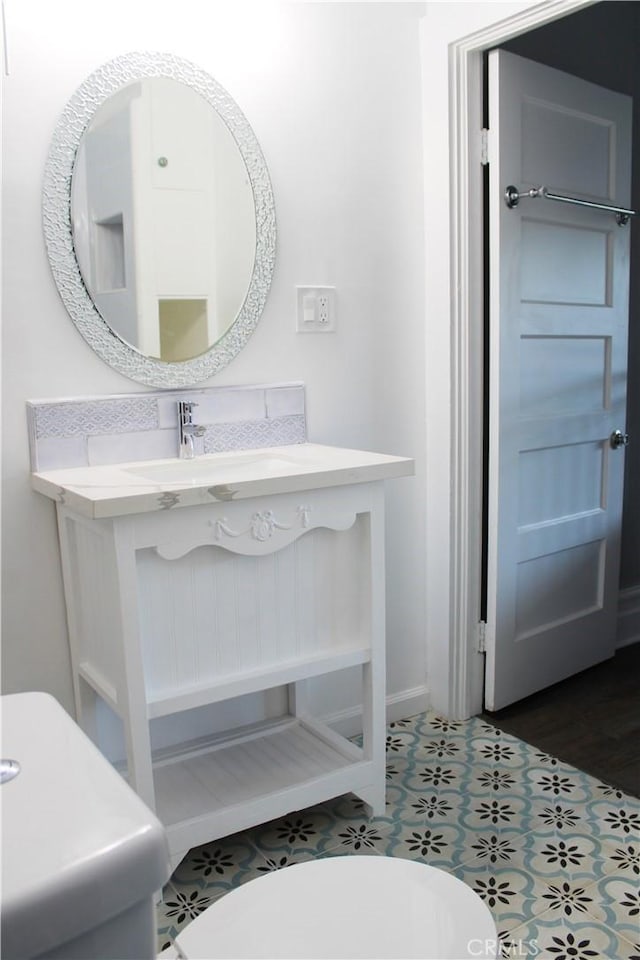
[170,832,261,892]
[455,831,526,869]
[385,727,423,761]
[468,716,511,737]
[384,752,417,789]
[379,819,469,871]
[248,805,338,858]
[460,763,531,800]
[458,791,539,836]
[156,881,213,953]
[450,859,539,931]
[465,733,532,771]
[156,883,189,955]
[314,823,391,857]
[377,786,466,832]
[498,907,640,959]
[452,813,535,869]
[249,848,317,873]
[415,740,479,775]
[591,780,634,805]
[307,792,397,855]
[521,764,602,805]
[581,871,640,949]
[516,829,621,884]
[386,713,426,735]
[402,757,469,794]
[410,712,470,739]
[601,839,640,878]
[583,795,640,845]
[525,796,597,836]
[320,784,409,821]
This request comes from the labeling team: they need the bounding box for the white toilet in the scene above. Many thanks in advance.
[172,855,498,960]
[0,692,171,960]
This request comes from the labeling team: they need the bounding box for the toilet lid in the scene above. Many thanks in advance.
[175,855,497,959]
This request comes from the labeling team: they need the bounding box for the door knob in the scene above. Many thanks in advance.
[610,429,629,449]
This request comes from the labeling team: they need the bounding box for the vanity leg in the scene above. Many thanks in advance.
[360,492,387,818]
[121,707,155,810]
[55,504,87,729]
[359,662,387,817]
[112,522,156,811]
[76,673,100,746]
[287,678,311,720]
[356,785,386,819]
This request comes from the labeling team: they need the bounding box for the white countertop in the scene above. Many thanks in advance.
[31,443,415,519]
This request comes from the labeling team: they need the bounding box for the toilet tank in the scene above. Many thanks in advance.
[1,692,170,959]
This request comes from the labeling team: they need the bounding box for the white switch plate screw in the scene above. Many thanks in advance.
[296,286,336,332]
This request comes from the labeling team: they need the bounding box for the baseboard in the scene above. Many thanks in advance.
[617,586,640,649]
[323,684,431,739]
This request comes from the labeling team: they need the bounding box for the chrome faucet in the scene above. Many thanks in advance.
[177,400,206,459]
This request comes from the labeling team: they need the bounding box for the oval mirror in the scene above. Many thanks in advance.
[43,53,276,387]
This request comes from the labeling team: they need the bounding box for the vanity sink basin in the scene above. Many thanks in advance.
[123,453,301,484]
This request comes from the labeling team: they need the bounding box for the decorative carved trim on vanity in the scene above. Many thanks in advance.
[213,506,311,543]
[154,506,358,559]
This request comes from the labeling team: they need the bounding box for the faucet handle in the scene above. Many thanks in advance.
[177,400,205,458]
[178,399,198,421]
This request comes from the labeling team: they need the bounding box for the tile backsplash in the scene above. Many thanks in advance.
[27,383,307,472]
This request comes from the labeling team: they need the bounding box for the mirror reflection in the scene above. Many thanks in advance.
[71,77,256,362]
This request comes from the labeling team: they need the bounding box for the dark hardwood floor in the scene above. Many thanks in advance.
[482,642,640,798]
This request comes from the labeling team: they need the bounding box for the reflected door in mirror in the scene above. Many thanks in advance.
[71,77,256,362]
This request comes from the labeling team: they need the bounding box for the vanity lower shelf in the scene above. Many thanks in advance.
[151,715,373,857]
[145,646,371,719]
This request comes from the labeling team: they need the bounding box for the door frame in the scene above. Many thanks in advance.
[445,0,597,718]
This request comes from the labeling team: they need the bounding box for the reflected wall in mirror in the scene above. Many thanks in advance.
[72,77,256,362]
[43,53,275,387]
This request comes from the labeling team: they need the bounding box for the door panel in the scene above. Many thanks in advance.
[485,50,631,711]
[521,101,612,197]
[520,221,610,304]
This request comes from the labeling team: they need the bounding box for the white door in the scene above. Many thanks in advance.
[485,50,632,712]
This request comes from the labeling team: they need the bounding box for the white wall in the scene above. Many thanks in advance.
[1,2,428,722]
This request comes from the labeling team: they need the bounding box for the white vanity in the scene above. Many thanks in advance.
[32,441,413,864]
[34,46,416,868]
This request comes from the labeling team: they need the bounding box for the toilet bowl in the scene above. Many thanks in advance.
[174,855,498,960]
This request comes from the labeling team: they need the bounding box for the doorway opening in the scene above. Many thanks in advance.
[475,2,639,792]
[447,0,639,721]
